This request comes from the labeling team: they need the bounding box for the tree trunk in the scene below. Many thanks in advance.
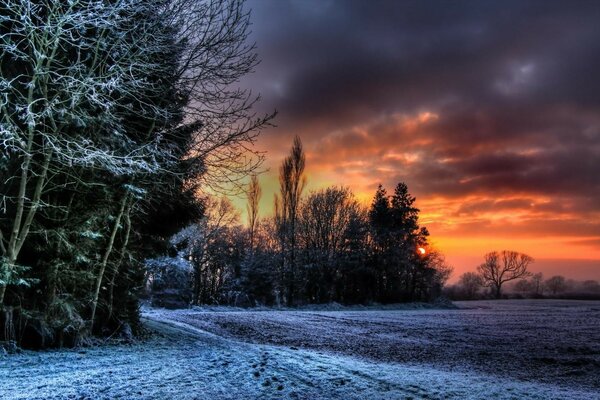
[89,193,129,329]
[0,148,52,306]
[107,203,132,321]
[0,287,6,310]
[287,218,296,307]
[494,284,502,299]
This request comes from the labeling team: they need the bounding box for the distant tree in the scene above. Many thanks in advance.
[581,280,600,293]
[459,272,484,299]
[422,249,453,299]
[477,251,533,298]
[511,273,544,298]
[367,185,392,301]
[545,275,567,296]
[238,218,279,306]
[145,256,193,309]
[365,183,436,302]
[530,272,544,296]
[168,196,242,305]
[514,279,533,294]
[390,183,421,239]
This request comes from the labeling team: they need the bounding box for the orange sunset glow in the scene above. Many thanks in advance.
[230,0,600,282]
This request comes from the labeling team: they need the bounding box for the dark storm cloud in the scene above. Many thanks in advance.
[247,0,600,126]
[243,0,600,244]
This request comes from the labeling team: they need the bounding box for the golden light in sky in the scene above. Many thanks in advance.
[418,247,426,255]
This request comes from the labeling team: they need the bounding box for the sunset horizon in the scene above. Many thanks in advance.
[230,0,600,282]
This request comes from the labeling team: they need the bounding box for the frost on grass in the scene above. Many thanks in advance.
[1,300,599,399]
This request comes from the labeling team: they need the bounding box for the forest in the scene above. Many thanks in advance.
[147,137,452,309]
[0,0,273,348]
[0,0,451,349]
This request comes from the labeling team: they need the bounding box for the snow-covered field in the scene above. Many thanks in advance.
[1,300,599,399]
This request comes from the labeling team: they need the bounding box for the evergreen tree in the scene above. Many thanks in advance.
[389,182,430,300]
[366,182,433,302]
[368,185,392,301]
[390,183,420,240]
[368,184,391,249]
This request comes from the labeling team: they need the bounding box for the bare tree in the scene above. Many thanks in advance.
[299,187,357,258]
[545,275,567,296]
[477,250,533,298]
[171,196,241,304]
[531,272,544,296]
[164,0,275,194]
[512,272,544,297]
[246,174,262,252]
[459,272,483,299]
[298,186,360,302]
[514,279,533,294]
[275,136,306,306]
[581,280,600,293]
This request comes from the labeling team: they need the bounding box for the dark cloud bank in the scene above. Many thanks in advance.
[243,0,600,250]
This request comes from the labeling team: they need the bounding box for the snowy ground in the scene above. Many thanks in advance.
[1,300,599,399]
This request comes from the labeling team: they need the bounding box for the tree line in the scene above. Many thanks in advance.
[446,250,600,300]
[0,0,272,348]
[147,137,453,308]
[448,269,600,300]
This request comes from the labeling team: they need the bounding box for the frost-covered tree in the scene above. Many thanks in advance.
[164,196,243,305]
[0,0,180,307]
[1,0,272,345]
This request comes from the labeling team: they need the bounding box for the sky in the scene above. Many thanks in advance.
[235,0,600,281]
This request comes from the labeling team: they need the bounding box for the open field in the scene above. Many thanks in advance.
[1,300,599,399]
[155,299,600,390]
